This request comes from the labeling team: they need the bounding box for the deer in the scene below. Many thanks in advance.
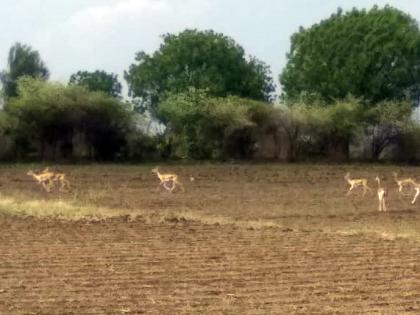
[393,172,415,194]
[375,176,388,211]
[151,167,184,193]
[405,178,420,205]
[27,168,70,192]
[344,172,371,196]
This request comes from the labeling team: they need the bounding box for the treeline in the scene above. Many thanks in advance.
[1,5,420,162]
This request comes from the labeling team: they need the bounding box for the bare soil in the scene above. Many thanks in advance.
[1,164,420,314]
[1,215,420,314]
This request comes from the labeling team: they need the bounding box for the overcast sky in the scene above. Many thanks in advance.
[1,0,420,94]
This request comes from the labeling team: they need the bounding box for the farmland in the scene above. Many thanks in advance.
[1,163,420,314]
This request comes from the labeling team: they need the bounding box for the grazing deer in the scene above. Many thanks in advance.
[151,167,184,193]
[375,176,387,211]
[27,168,70,192]
[393,172,415,193]
[344,172,371,196]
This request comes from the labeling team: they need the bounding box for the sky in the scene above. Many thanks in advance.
[1,0,420,96]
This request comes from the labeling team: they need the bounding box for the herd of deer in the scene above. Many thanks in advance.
[25,166,186,194]
[344,172,420,211]
[26,166,418,212]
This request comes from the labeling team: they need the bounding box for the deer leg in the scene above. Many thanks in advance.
[411,188,420,204]
[59,180,65,191]
[60,179,70,191]
[162,180,173,191]
[170,183,176,193]
[47,179,55,192]
[41,180,50,192]
[346,185,354,196]
[170,180,181,193]
[378,192,383,211]
[160,181,167,190]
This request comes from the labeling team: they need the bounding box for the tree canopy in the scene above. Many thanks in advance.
[0,42,49,99]
[159,89,270,159]
[6,77,132,160]
[125,29,275,116]
[280,6,420,104]
[69,70,122,98]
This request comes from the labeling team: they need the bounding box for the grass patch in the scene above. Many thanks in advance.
[0,194,122,220]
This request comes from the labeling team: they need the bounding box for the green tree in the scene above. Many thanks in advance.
[0,42,49,99]
[280,6,420,104]
[364,100,412,159]
[125,29,274,116]
[6,77,132,160]
[159,89,268,159]
[322,98,364,160]
[275,98,364,161]
[69,70,122,98]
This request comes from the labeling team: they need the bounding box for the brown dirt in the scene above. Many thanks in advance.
[1,214,420,315]
[3,164,420,236]
[2,164,420,314]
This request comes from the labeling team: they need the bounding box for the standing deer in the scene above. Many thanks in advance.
[375,176,387,212]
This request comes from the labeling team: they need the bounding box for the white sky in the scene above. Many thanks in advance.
[1,0,420,95]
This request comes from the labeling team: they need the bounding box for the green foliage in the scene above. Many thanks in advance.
[364,99,412,159]
[69,70,122,98]
[126,133,163,161]
[324,97,364,138]
[274,103,325,161]
[125,29,275,116]
[159,89,269,159]
[280,6,420,104]
[398,123,420,161]
[5,77,133,160]
[0,111,14,160]
[321,98,365,159]
[365,99,412,126]
[0,43,49,99]
[277,97,364,161]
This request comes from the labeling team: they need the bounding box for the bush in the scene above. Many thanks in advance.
[274,97,364,161]
[158,89,270,159]
[5,77,134,160]
[364,100,412,160]
[398,124,420,162]
[126,133,162,161]
[0,111,14,160]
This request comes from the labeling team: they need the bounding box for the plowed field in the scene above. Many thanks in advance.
[1,215,419,314]
[1,164,420,314]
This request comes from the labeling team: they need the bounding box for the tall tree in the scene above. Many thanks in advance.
[125,29,274,116]
[280,6,420,104]
[0,42,49,98]
[69,70,122,98]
